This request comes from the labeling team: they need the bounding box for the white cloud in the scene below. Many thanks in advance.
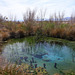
[0,0,75,20]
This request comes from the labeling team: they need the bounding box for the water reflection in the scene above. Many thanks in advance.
[2,41,75,74]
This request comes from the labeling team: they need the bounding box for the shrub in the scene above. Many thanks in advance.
[1,32,9,41]
[9,31,16,38]
[35,27,43,40]
[24,23,33,36]
[0,14,5,23]
[16,30,25,38]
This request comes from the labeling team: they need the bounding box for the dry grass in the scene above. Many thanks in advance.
[0,10,75,41]
[0,64,49,75]
[16,30,25,38]
[1,32,9,41]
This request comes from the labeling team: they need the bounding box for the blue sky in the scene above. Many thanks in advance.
[0,0,75,20]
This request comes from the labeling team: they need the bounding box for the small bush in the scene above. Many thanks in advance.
[0,14,5,23]
[16,30,25,38]
[9,31,16,38]
[35,27,43,40]
[25,23,33,36]
[1,32,9,41]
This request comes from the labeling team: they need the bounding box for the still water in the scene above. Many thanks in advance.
[1,38,75,74]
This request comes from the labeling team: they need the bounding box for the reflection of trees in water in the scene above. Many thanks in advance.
[2,41,75,64]
[71,51,75,62]
[72,53,75,62]
[69,48,75,63]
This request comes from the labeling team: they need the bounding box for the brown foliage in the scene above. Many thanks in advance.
[1,32,9,41]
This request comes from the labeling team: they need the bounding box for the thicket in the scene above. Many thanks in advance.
[0,10,75,41]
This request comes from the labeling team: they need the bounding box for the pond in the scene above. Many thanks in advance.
[1,37,75,74]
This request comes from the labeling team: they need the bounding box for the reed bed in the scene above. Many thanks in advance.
[0,10,75,41]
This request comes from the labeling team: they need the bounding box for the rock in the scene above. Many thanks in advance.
[33,53,48,59]
[58,58,60,60]
[20,57,23,60]
[42,55,51,62]
[43,59,50,62]
[24,56,28,61]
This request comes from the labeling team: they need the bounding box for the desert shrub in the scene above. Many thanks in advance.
[4,21,17,32]
[24,23,34,36]
[35,27,43,40]
[0,10,75,41]
[23,9,36,24]
[59,23,68,28]
[23,9,36,36]
[32,25,40,35]
[1,32,9,41]
[59,28,67,39]
[16,30,25,38]
[9,31,16,38]
[50,28,60,38]
[16,23,25,30]
[0,14,5,23]
[5,21,13,30]
[43,22,55,29]
[42,22,55,36]
[42,29,50,37]
[66,29,75,41]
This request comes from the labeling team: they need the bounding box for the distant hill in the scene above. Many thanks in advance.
[64,17,71,21]
[18,17,71,22]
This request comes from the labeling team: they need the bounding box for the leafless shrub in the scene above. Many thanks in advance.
[23,9,36,25]
[0,14,6,23]
[23,9,36,35]
[49,12,65,25]
[69,13,75,25]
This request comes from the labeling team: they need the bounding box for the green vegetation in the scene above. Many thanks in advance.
[0,10,75,42]
[0,10,75,75]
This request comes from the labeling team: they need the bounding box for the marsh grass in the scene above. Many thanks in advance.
[0,10,75,41]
